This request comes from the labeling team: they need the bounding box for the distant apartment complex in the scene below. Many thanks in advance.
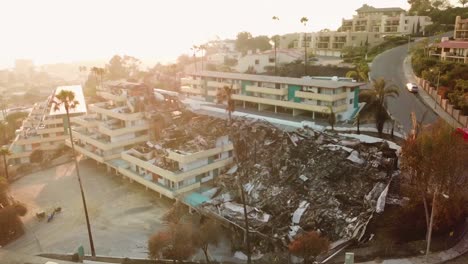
[234,49,303,73]
[292,4,431,57]
[69,81,233,200]
[431,16,468,64]
[340,5,431,35]
[8,86,85,166]
[181,71,364,121]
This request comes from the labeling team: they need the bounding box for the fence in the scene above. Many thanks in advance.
[416,78,468,128]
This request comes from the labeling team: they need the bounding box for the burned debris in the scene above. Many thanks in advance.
[198,118,399,251]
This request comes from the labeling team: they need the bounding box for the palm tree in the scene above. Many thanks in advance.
[272,16,280,76]
[300,17,309,76]
[191,45,198,72]
[460,0,468,7]
[216,85,235,124]
[51,90,96,256]
[0,147,11,180]
[360,78,400,137]
[346,61,369,82]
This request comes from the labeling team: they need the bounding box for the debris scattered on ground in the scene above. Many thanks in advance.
[196,118,399,252]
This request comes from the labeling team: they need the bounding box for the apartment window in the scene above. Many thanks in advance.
[349,99,354,104]
[43,134,49,138]
[255,59,259,65]
[375,34,380,38]
[405,19,408,24]
[269,58,275,63]
[351,36,356,41]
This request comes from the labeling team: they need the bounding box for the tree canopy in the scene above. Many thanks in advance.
[235,32,272,54]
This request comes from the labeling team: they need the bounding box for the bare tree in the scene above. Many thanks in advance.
[401,120,468,258]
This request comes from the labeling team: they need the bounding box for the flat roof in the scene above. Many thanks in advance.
[189,71,364,89]
[356,5,405,13]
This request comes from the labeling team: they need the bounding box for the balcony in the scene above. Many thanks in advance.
[128,145,154,161]
[72,115,100,128]
[71,129,149,151]
[166,143,234,164]
[231,94,348,113]
[121,151,233,182]
[118,167,177,198]
[207,90,218,96]
[245,86,287,96]
[15,134,68,145]
[65,139,121,162]
[89,103,143,121]
[295,91,348,102]
[181,85,203,95]
[207,81,240,89]
[98,122,149,137]
[181,78,203,86]
[36,126,64,135]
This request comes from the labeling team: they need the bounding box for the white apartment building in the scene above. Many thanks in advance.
[290,5,432,57]
[68,82,150,166]
[8,85,86,166]
[118,119,233,199]
[235,49,303,73]
[340,4,432,35]
[181,71,364,121]
[69,81,232,200]
[431,16,468,64]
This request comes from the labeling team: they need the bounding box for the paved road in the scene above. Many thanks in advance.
[370,43,438,132]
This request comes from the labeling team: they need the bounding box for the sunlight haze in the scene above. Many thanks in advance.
[0,0,457,67]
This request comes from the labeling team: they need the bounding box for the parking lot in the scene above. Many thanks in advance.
[5,159,173,258]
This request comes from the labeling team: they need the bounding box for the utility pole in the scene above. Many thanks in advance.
[239,173,252,264]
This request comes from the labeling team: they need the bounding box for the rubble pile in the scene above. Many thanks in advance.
[157,113,228,153]
[201,119,399,248]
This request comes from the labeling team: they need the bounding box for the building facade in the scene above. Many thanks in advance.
[431,16,468,64]
[340,4,432,35]
[288,5,431,57]
[181,71,364,121]
[8,102,68,165]
[69,81,233,200]
[8,85,86,166]
[234,49,303,73]
[68,82,150,166]
[118,122,233,199]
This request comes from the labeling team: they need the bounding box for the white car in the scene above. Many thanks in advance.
[406,83,419,93]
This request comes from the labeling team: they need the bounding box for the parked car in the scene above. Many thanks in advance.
[406,83,419,93]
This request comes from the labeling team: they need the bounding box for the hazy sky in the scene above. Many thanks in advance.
[0,0,460,68]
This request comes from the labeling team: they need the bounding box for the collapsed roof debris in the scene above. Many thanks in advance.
[197,118,399,251]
